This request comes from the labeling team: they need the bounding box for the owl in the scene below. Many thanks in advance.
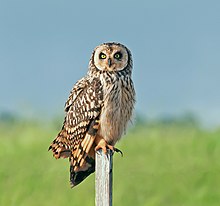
[49,42,135,187]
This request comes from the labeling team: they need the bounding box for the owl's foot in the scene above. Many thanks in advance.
[94,138,109,154]
[95,138,123,156]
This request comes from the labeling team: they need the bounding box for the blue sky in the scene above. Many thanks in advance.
[0,0,220,127]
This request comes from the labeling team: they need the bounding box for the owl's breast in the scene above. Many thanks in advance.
[97,77,135,145]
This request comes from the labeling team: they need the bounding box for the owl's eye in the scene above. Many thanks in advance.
[99,53,107,59]
[114,52,122,60]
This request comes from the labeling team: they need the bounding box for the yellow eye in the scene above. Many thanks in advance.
[114,52,122,59]
[99,53,106,59]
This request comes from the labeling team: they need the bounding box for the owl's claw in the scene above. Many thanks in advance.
[107,144,123,156]
[95,139,123,157]
[113,147,123,157]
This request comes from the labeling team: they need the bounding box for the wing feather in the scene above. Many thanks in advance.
[49,76,103,173]
[64,77,89,112]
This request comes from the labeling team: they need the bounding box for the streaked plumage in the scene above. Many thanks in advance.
[49,42,135,187]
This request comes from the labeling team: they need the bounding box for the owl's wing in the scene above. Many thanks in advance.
[64,77,88,113]
[49,76,103,186]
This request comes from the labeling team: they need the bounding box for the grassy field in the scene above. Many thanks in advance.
[0,120,220,206]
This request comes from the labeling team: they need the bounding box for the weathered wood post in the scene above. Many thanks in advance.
[95,149,113,206]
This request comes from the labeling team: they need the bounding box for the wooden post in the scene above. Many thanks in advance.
[95,149,113,206]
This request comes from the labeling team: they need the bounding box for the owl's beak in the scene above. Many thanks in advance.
[108,58,112,67]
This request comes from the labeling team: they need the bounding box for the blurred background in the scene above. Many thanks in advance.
[0,0,220,206]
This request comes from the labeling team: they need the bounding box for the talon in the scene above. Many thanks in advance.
[94,135,123,156]
[106,145,123,156]
[113,147,123,157]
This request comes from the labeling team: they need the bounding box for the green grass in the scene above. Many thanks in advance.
[1,121,220,206]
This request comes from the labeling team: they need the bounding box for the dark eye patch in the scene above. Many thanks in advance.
[114,52,122,60]
[99,52,107,59]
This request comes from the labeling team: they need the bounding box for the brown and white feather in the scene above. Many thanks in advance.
[49,42,135,187]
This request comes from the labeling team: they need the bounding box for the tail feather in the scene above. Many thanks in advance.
[70,155,95,187]
[70,134,96,187]
[49,118,100,187]
[73,133,96,168]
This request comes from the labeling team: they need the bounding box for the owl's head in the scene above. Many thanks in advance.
[90,42,132,73]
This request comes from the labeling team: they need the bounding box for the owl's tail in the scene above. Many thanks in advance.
[70,155,95,187]
[49,118,99,187]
